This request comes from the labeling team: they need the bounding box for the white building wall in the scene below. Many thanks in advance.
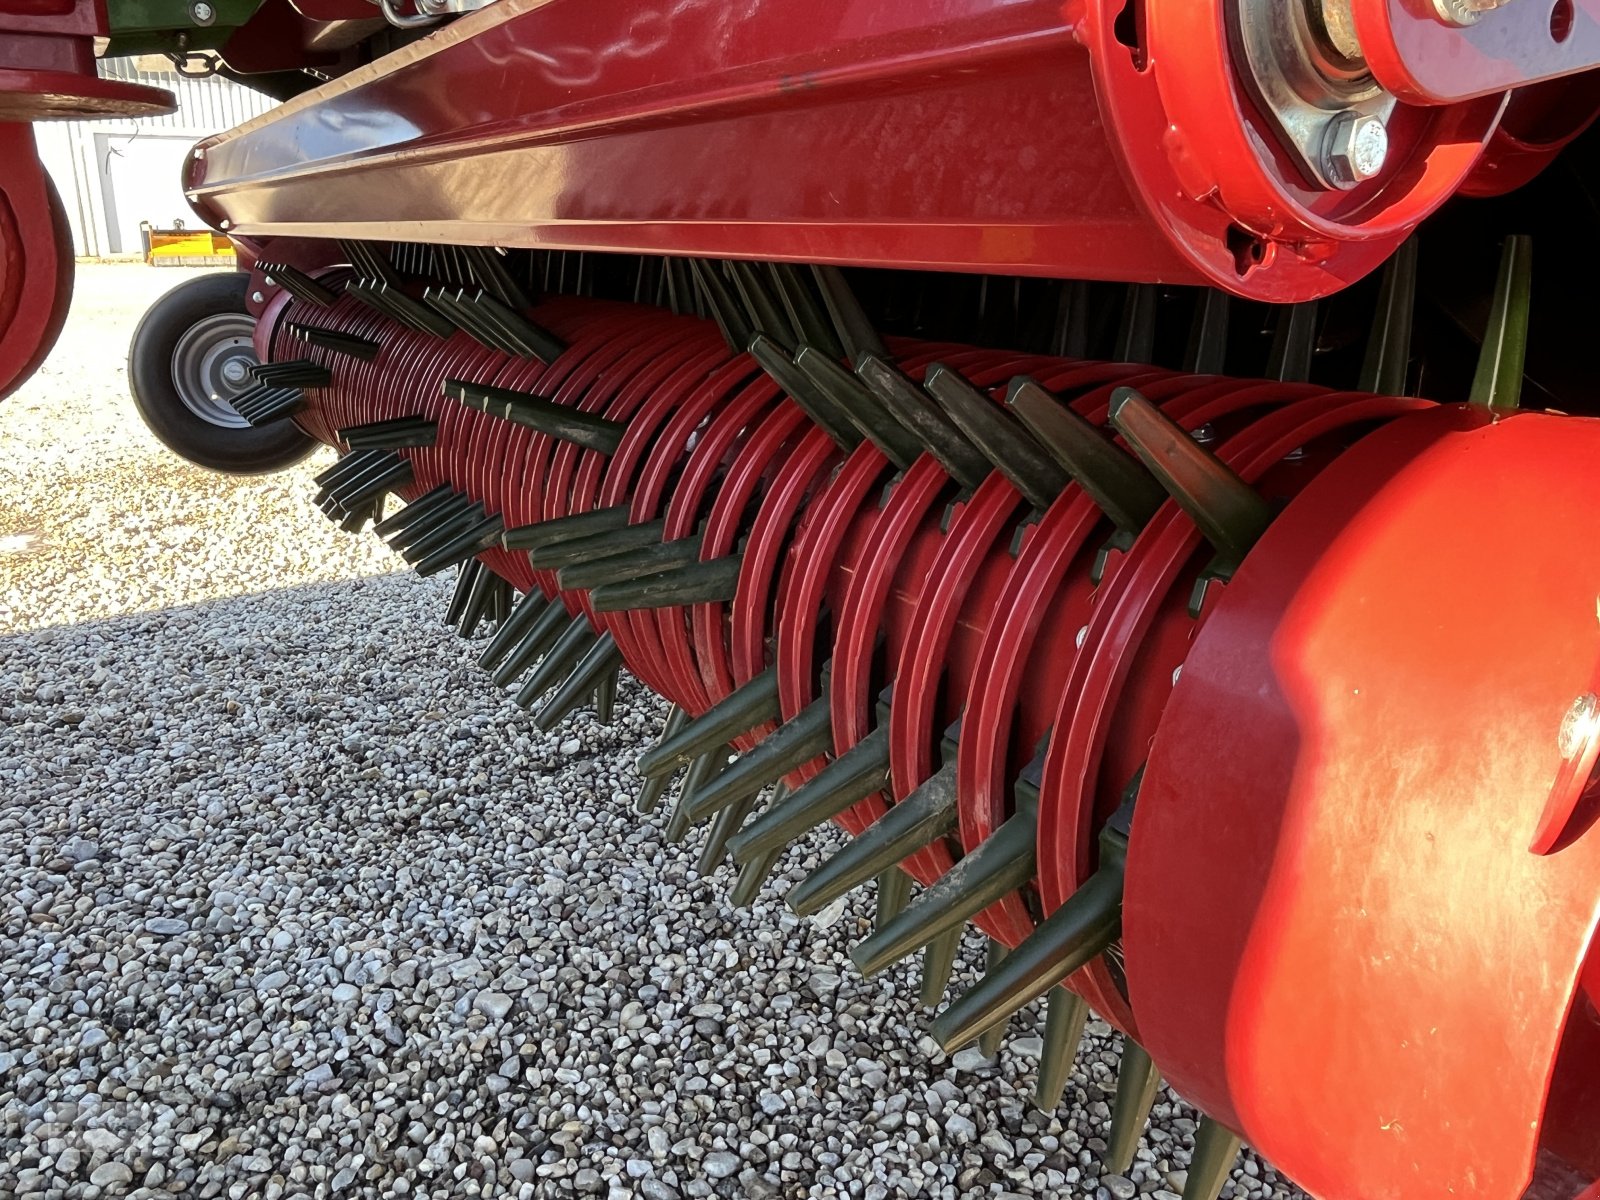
[34,60,277,258]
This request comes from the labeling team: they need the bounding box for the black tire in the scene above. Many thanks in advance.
[128,271,317,475]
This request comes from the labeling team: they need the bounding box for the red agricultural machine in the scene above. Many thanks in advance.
[4,2,1600,1196]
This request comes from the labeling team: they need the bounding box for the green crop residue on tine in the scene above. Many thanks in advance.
[1108,389,1274,577]
[923,365,1069,511]
[1035,987,1089,1111]
[1469,234,1533,414]
[681,697,833,826]
[1107,1039,1162,1172]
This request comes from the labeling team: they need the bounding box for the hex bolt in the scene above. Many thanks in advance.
[1322,111,1389,188]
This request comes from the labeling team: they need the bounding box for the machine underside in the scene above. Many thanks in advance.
[2,1,1600,1198]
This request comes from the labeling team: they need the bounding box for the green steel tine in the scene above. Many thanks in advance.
[727,725,889,860]
[749,333,864,451]
[1183,290,1231,376]
[928,809,1129,1052]
[1006,377,1165,536]
[503,505,631,552]
[811,264,889,366]
[449,379,625,454]
[728,261,796,345]
[492,599,576,688]
[1108,388,1274,576]
[681,696,833,824]
[919,927,962,1009]
[770,262,844,359]
[1106,1039,1163,1174]
[978,940,1010,1058]
[1358,238,1418,396]
[688,259,754,353]
[556,535,703,591]
[850,802,1035,977]
[1181,1119,1243,1200]
[924,364,1072,509]
[594,665,619,724]
[444,560,483,628]
[527,519,667,570]
[1266,301,1319,384]
[1115,284,1159,364]
[415,514,506,576]
[456,560,500,639]
[1469,233,1533,413]
[636,705,691,814]
[787,758,959,917]
[533,633,624,731]
[856,355,992,489]
[794,346,924,469]
[665,748,730,844]
[876,865,912,931]
[589,556,741,612]
[478,589,551,671]
[511,617,595,707]
[1034,988,1089,1111]
[637,667,781,779]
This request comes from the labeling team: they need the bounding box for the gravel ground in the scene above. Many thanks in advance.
[0,265,1304,1200]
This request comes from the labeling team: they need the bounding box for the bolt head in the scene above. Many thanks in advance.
[251,290,265,303]
[191,0,215,23]
[1323,111,1389,188]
